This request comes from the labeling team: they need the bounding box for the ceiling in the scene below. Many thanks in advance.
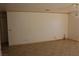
[0,3,78,13]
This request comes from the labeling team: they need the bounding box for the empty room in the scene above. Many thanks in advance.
[0,3,79,56]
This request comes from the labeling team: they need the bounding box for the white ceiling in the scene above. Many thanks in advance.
[0,3,78,13]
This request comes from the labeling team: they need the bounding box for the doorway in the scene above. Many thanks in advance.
[0,11,9,55]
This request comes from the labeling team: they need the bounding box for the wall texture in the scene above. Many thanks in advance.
[68,13,79,41]
[7,12,68,46]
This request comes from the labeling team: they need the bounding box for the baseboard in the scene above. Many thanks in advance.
[69,39,79,42]
[10,38,79,47]
[10,38,63,47]
[62,38,69,40]
[67,37,79,42]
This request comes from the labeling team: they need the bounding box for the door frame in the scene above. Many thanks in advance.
[0,11,9,55]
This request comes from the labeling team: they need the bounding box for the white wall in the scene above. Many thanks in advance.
[7,12,68,46]
[68,13,79,41]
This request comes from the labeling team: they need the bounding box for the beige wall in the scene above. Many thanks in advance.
[68,13,79,41]
[7,12,68,46]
